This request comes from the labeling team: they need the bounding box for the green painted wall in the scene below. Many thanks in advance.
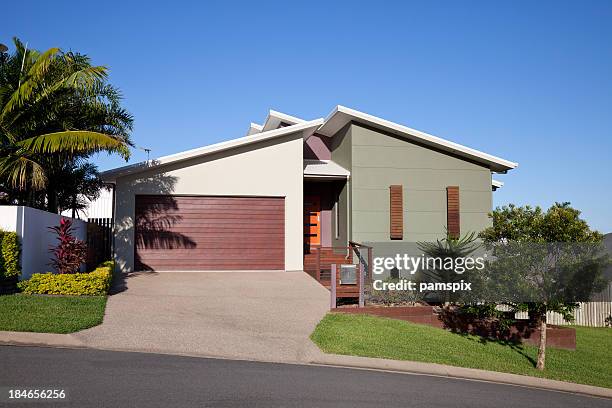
[345,123,493,243]
[330,124,352,246]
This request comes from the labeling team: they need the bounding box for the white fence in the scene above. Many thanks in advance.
[60,188,113,220]
[508,283,612,327]
[0,206,87,279]
[546,283,612,327]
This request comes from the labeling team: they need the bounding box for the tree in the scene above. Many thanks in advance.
[55,161,105,218]
[479,203,607,370]
[0,37,132,211]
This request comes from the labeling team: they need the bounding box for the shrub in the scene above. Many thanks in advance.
[49,218,87,274]
[2,231,21,278]
[18,261,113,296]
[0,229,21,279]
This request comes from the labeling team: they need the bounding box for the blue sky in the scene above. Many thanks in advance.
[3,1,611,232]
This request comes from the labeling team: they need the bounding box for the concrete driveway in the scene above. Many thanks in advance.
[73,272,330,363]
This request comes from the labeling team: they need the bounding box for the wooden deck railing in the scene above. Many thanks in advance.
[305,242,372,304]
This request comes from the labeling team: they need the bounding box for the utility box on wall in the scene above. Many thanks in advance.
[0,206,87,279]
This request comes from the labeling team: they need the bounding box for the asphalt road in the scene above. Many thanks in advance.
[0,346,608,408]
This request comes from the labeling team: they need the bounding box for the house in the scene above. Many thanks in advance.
[102,106,517,273]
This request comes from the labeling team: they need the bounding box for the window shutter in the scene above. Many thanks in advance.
[389,185,403,240]
[446,186,460,238]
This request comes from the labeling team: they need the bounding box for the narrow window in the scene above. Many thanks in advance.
[446,186,460,238]
[389,185,403,240]
[334,194,340,239]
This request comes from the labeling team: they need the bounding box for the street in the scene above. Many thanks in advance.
[0,346,608,407]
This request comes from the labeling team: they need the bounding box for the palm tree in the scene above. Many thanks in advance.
[0,37,132,210]
[417,231,481,303]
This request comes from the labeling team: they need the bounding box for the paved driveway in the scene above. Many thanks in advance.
[74,272,330,363]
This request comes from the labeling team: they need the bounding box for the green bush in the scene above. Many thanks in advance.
[18,261,113,296]
[0,230,21,279]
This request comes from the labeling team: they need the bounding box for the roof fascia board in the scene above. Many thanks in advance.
[103,119,323,181]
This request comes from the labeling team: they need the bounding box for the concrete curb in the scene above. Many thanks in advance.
[1,331,610,399]
[309,354,612,399]
[0,331,85,349]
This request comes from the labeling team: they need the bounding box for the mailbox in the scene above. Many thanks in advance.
[339,264,357,285]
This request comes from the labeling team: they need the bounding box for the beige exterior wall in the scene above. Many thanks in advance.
[113,132,304,273]
[349,124,493,242]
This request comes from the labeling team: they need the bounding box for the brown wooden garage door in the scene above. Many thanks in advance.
[134,195,285,271]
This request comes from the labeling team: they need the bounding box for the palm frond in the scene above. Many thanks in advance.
[17,130,130,160]
[3,65,109,126]
[0,154,47,190]
[31,65,108,105]
[27,47,60,81]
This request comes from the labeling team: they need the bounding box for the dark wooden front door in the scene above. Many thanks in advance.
[134,195,285,271]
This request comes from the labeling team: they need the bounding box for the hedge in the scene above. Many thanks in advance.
[0,230,21,279]
[18,261,114,296]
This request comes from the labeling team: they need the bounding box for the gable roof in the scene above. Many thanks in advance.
[318,106,517,173]
[102,119,323,181]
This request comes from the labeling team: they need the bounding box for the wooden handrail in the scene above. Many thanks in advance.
[349,240,372,249]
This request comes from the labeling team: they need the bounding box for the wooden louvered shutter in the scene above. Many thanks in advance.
[389,185,403,240]
[446,186,460,238]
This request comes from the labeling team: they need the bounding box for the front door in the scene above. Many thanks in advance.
[304,196,321,247]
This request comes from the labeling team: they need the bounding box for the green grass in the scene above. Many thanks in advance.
[311,313,612,389]
[0,294,107,334]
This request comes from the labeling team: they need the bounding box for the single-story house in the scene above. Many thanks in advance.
[102,106,517,273]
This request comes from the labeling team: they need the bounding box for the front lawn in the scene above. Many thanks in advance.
[0,294,107,334]
[311,313,612,389]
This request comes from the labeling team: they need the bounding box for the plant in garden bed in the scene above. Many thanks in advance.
[18,261,114,296]
[0,229,21,294]
[49,218,86,274]
[368,277,425,306]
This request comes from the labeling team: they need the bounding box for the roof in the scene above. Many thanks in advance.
[102,119,323,181]
[303,160,350,179]
[246,122,263,136]
[318,106,517,173]
[492,179,504,190]
[261,110,305,132]
[245,110,306,135]
[103,105,517,181]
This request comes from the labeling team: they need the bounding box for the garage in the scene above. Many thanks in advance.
[134,195,285,271]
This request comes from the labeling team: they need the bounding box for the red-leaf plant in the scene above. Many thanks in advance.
[48,218,87,274]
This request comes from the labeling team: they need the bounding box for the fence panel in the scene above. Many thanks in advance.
[86,218,112,270]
